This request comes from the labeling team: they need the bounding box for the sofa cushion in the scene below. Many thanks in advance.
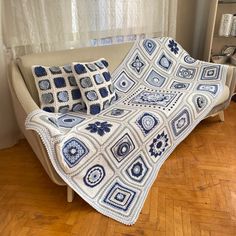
[16,43,134,105]
[72,58,116,115]
[32,64,85,113]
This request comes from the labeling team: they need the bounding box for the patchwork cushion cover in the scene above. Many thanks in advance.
[72,59,116,115]
[32,64,85,113]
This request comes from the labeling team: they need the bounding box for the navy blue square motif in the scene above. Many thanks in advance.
[99,87,109,98]
[71,89,81,100]
[54,77,66,88]
[74,64,87,74]
[43,107,55,113]
[34,66,47,77]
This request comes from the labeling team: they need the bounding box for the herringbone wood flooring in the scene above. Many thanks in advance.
[0,103,236,236]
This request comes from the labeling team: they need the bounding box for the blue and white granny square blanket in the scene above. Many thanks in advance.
[26,37,228,225]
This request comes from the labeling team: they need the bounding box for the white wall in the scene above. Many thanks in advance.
[192,0,211,59]
[176,0,211,60]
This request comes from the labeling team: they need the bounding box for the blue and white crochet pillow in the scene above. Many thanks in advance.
[32,64,85,113]
[72,58,116,115]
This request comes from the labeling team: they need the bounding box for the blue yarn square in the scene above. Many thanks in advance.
[34,66,47,77]
[101,60,109,68]
[43,107,55,112]
[99,87,109,98]
[90,104,101,115]
[71,89,81,100]
[54,77,66,88]
[102,72,111,81]
[74,64,87,74]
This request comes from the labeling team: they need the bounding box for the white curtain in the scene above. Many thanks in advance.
[0,0,19,149]
[3,0,177,56]
[0,0,178,149]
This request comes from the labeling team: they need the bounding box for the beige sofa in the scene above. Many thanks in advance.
[8,42,236,202]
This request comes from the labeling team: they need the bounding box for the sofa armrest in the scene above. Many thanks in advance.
[9,62,65,186]
[10,62,39,114]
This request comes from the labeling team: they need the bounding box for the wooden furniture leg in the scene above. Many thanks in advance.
[67,186,74,203]
[219,111,224,122]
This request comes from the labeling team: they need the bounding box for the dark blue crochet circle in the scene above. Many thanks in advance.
[117,142,130,157]
[90,104,101,115]
[83,164,105,187]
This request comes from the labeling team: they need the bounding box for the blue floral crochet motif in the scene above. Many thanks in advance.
[168,39,179,54]
[149,131,169,158]
[86,121,112,136]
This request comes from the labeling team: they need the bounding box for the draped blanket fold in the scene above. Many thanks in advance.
[25,37,228,225]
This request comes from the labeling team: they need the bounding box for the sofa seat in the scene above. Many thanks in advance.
[9,41,236,190]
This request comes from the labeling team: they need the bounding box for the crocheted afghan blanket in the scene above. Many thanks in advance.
[26,37,228,225]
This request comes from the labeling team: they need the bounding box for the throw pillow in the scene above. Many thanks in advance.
[72,58,116,115]
[32,64,85,113]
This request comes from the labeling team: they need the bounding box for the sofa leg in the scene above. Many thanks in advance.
[67,186,74,203]
[219,111,224,122]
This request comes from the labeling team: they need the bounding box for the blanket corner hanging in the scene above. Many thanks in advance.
[25,37,229,225]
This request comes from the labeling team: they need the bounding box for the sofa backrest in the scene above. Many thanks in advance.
[16,42,134,105]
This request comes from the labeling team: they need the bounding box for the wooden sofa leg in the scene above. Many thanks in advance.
[219,111,224,122]
[67,186,74,203]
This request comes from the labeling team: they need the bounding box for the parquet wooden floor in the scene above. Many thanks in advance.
[0,103,236,236]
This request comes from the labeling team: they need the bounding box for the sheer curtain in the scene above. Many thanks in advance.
[0,0,178,149]
[0,0,19,149]
[3,0,178,56]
